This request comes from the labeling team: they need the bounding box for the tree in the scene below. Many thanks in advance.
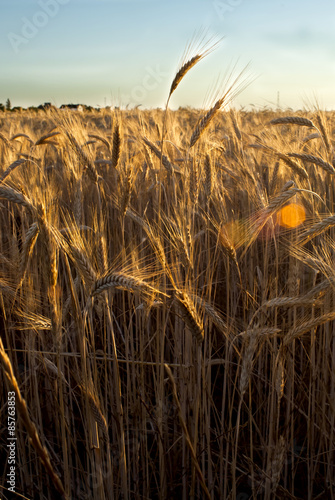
[6,98,11,111]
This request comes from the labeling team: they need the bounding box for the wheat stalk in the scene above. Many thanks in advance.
[0,338,67,498]
[164,364,211,499]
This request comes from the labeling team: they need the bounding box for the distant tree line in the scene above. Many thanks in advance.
[0,99,115,112]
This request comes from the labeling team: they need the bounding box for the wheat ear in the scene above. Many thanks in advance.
[35,131,60,146]
[0,132,16,151]
[112,123,121,168]
[120,168,132,217]
[189,158,199,204]
[168,34,220,100]
[262,296,321,308]
[66,131,100,183]
[229,109,242,140]
[204,154,213,201]
[0,158,27,184]
[142,137,180,174]
[91,272,168,298]
[11,133,34,144]
[265,435,286,494]
[0,186,36,212]
[239,330,258,396]
[79,385,108,438]
[193,295,229,339]
[298,214,335,244]
[174,290,204,344]
[287,153,335,175]
[302,132,321,144]
[88,134,111,153]
[276,153,309,180]
[315,113,332,156]
[269,116,314,127]
[274,351,285,405]
[18,222,39,288]
[284,312,335,345]
[190,98,223,148]
[97,233,108,274]
[71,247,97,289]
[169,55,202,98]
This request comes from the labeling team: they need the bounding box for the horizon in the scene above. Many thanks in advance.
[3,100,333,112]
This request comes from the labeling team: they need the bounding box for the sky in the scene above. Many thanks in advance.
[1,0,335,110]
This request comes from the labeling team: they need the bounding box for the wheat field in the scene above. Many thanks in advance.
[1,53,335,500]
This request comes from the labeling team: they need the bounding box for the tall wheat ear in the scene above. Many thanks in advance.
[168,30,222,102]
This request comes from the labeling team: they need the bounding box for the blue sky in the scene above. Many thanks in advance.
[1,0,334,110]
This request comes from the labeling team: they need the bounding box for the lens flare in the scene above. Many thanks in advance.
[277,203,305,229]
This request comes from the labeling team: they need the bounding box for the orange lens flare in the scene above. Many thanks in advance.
[277,203,305,229]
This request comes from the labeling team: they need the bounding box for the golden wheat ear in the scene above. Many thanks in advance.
[168,31,222,102]
[189,64,251,148]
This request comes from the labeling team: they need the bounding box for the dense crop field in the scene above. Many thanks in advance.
[0,100,335,499]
